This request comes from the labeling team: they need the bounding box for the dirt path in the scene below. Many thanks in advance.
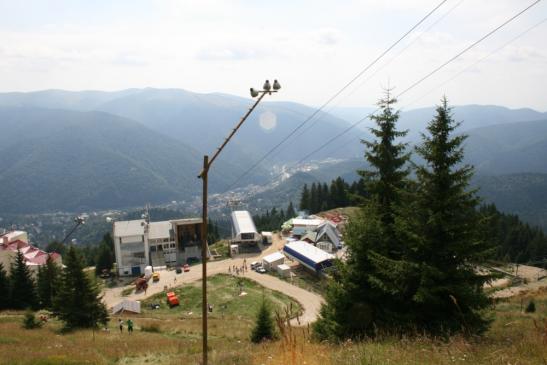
[491,264,547,298]
[102,234,323,325]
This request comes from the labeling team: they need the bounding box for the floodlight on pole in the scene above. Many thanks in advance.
[197,79,280,365]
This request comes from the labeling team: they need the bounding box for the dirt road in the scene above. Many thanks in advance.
[102,235,323,325]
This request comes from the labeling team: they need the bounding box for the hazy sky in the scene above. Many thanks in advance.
[0,0,545,110]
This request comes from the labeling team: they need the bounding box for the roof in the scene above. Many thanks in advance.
[0,239,60,266]
[170,218,202,226]
[292,227,308,236]
[231,211,258,235]
[0,230,27,242]
[317,223,341,248]
[113,219,145,237]
[261,231,273,236]
[263,252,285,263]
[301,232,318,243]
[284,241,334,265]
[277,264,291,271]
[292,218,324,227]
[148,221,172,240]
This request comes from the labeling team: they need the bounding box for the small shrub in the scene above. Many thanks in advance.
[250,298,277,343]
[141,323,162,333]
[22,311,43,329]
[525,300,536,313]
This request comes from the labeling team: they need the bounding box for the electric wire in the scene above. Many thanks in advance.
[222,0,450,192]
[262,0,543,183]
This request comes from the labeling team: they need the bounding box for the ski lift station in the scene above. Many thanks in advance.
[231,210,262,249]
[283,240,335,274]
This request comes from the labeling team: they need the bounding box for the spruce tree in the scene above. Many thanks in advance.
[359,89,410,250]
[286,201,296,218]
[299,184,310,212]
[10,250,38,310]
[37,255,61,309]
[0,263,9,309]
[95,243,114,276]
[408,97,493,334]
[310,183,318,213]
[250,297,276,343]
[54,246,108,329]
[314,90,413,340]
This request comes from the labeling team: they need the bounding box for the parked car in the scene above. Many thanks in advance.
[256,266,266,274]
[250,261,260,270]
[183,264,190,272]
[152,272,160,282]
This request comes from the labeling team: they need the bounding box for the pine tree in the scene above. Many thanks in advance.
[54,246,108,329]
[321,183,330,211]
[407,97,493,334]
[10,250,37,310]
[286,201,296,218]
[0,263,9,309]
[37,255,61,309]
[95,243,114,276]
[299,184,310,212]
[310,183,318,213]
[250,297,276,343]
[359,89,410,250]
[314,90,413,340]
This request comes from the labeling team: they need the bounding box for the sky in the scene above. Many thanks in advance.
[0,0,546,111]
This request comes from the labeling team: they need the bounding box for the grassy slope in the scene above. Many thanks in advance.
[0,284,546,364]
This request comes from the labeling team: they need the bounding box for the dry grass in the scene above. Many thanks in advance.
[1,287,546,364]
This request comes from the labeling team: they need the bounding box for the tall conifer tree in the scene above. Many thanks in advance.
[10,250,37,309]
[407,97,493,333]
[314,90,412,340]
[299,184,310,211]
[37,255,61,309]
[54,246,108,329]
[0,263,9,309]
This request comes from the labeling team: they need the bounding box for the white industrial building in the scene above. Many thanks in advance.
[262,251,285,271]
[113,217,203,276]
[231,210,261,248]
[283,240,335,274]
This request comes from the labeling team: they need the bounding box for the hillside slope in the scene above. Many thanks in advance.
[0,107,239,213]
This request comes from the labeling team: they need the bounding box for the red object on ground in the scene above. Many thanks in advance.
[183,264,190,272]
[167,295,179,307]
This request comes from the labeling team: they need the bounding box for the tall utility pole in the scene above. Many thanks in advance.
[197,79,280,365]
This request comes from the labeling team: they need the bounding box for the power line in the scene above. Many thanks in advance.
[289,0,466,152]
[222,0,449,192]
[402,17,547,109]
[397,0,543,99]
[266,0,543,181]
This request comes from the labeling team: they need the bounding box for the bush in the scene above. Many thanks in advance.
[22,311,43,329]
[525,300,536,313]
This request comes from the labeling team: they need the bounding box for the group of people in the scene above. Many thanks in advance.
[118,318,134,333]
[228,258,248,276]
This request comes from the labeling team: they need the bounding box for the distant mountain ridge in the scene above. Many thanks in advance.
[0,107,240,213]
[0,88,546,215]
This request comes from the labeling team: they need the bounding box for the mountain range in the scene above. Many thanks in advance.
[0,88,546,228]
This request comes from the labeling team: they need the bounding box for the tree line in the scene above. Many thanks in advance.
[313,93,493,340]
[253,202,297,232]
[299,177,366,214]
[0,246,108,329]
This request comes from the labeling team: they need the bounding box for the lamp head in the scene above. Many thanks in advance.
[250,88,259,98]
[273,79,281,91]
[263,80,271,91]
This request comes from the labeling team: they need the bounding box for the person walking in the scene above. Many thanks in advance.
[118,319,123,333]
[127,319,134,334]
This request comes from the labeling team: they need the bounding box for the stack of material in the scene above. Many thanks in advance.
[112,299,141,314]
